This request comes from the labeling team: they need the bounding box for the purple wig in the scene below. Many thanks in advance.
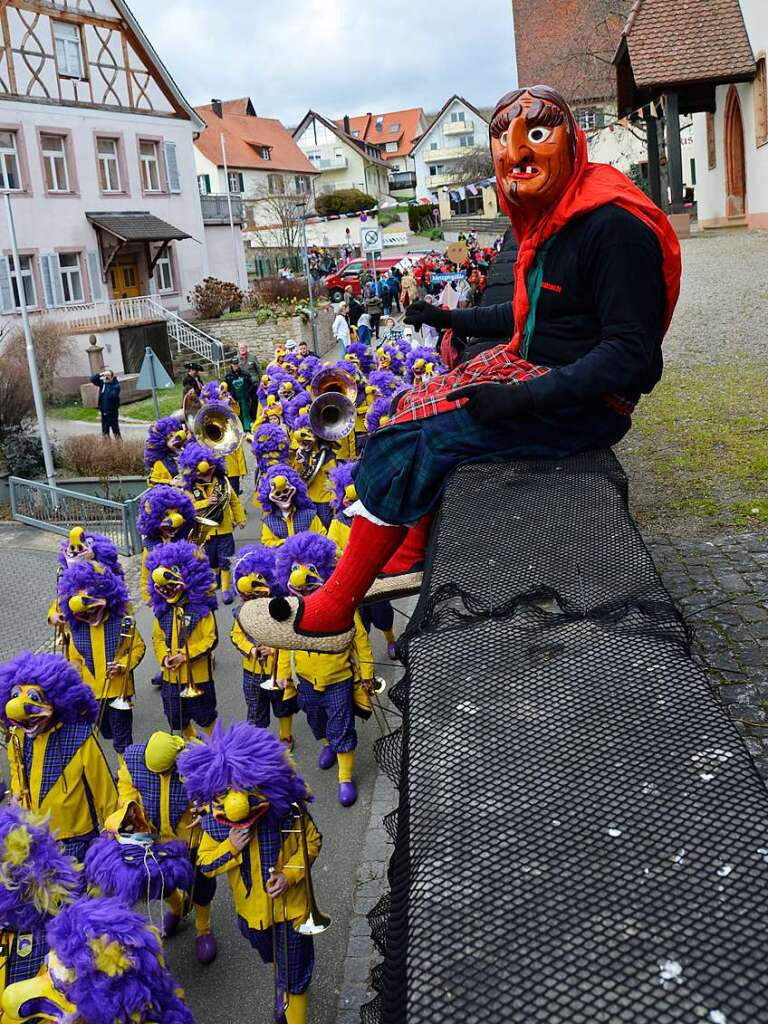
[258,367,293,405]
[178,721,309,822]
[200,380,226,403]
[250,423,291,473]
[178,440,226,482]
[367,369,401,398]
[57,530,124,577]
[366,395,392,434]
[257,463,314,516]
[45,897,194,1024]
[274,531,337,592]
[84,835,194,905]
[232,544,281,597]
[58,561,129,631]
[346,342,375,374]
[0,652,98,727]
[328,460,357,513]
[284,391,312,429]
[298,355,322,384]
[0,805,82,933]
[136,485,195,543]
[143,415,186,470]
[145,540,217,619]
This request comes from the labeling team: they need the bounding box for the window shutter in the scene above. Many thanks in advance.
[87,250,103,301]
[40,253,55,307]
[164,141,181,193]
[0,256,13,313]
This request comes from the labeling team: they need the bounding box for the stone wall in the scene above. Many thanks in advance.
[193,305,335,362]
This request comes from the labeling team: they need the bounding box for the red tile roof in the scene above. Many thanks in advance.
[334,108,424,161]
[194,100,318,175]
[621,0,755,87]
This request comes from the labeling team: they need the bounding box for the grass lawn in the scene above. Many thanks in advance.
[48,383,184,424]
[617,361,768,537]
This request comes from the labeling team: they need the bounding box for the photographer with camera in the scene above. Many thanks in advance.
[89,368,121,439]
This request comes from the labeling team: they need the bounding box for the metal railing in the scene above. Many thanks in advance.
[200,193,244,224]
[9,477,142,555]
[389,171,416,189]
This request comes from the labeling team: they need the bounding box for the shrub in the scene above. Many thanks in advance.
[2,430,59,477]
[378,209,401,227]
[59,436,145,479]
[0,320,74,436]
[188,278,244,319]
[408,205,436,232]
[314,189,376,217]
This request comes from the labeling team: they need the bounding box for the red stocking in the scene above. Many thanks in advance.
[297,517,407,634]
[379,514,433,576]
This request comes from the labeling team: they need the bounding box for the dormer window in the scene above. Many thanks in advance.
[389,123,400,132]
[375,117,384,131]
[53,21,83,79]
[260,146,271,160]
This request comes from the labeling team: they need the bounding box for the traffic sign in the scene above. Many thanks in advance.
[361,226,383,254]
[136,347,174,390]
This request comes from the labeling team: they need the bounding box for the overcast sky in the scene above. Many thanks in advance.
[131,0,518,125]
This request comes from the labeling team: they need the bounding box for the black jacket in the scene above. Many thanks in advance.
[449,204,664,407]
[90,375,120,413]
[455,228,518,363]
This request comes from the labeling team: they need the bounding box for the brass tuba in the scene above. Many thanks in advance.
[193,402,243,457]
[308,367,357,443]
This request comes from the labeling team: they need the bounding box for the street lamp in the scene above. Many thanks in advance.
[293,195,319,356]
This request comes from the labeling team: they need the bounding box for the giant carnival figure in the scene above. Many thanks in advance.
[240,84,682,653]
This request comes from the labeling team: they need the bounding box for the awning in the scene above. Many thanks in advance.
[86,212,192,279]
[86,211,190,243]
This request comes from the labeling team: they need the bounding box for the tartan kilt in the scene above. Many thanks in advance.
[354,404,630,525]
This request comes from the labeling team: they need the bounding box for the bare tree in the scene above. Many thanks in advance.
[245,183,305,257]
[452,147,495,186]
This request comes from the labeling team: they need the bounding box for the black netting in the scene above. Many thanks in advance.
[364,451,768,1023]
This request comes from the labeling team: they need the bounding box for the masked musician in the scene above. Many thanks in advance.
[179,440,246,605]
[0,896,194,1024]
[240,84,682,654]
[230,546,298,747]
[57,561,145,758]
[136,483,196,606]
[146,540,219,740]
[0,652,117,862]
[0,805,81,998]
[290,422,336,530]
[143,415,189,485]
[116,730,219,964]
[273,533,374,808]
[257,464,326,548]
[180,722,321,1024]
[202,380,249,495]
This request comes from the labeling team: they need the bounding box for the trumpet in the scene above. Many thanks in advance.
[108,614,136,711]
[308,367,357,444]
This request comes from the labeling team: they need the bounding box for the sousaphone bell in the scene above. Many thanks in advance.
[308,367,357,443]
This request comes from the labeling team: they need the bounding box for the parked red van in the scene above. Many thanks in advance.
[324,256,402,302]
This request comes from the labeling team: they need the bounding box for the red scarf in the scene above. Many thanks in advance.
[499,125,681,353]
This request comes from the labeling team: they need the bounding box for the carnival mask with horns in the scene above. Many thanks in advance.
[490,86,576,213]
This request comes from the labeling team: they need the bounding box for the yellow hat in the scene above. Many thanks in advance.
[145,731,185,773]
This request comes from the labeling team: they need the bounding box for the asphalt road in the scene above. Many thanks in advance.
[0,463,405,1024]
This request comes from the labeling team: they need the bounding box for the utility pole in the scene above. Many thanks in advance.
[220,133,244,289]
[4,192,57,489]
[295,197,319,355]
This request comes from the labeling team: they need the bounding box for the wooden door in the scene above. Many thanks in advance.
[110,258,142,298]
[724,86,747,218]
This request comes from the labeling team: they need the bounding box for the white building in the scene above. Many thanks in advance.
[690,0,766,229]
[334,108,428,199]
[293,111,391,203]
[0,0,243,389]
[410,96,490,209]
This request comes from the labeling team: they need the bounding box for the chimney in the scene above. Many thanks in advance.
[211,98,222,118]
[343,115,350,134]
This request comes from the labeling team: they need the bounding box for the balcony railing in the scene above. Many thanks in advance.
[389,171,417,190]
[425,146,467,162]
[200,193,244,225]
[315,156,348,170]
[28,295,166,331]
[444,119,474,134]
